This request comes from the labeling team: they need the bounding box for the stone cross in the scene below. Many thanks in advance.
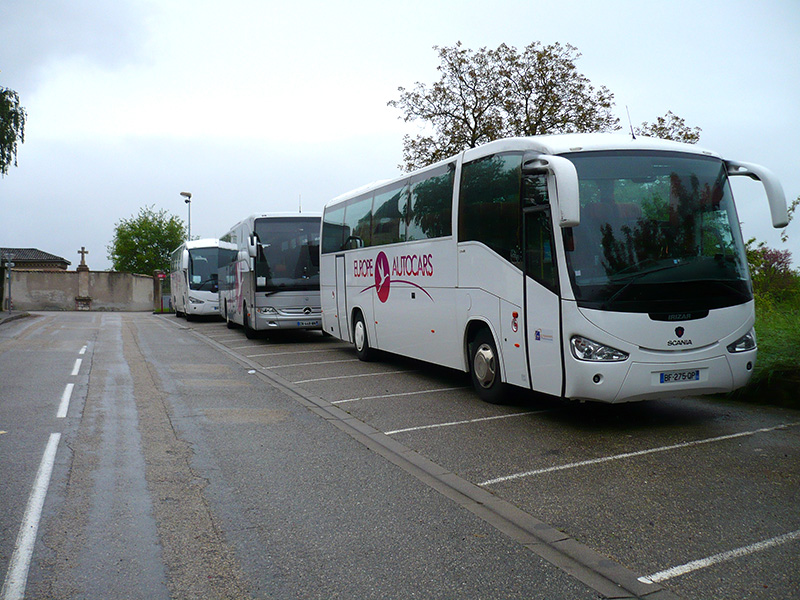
[78,246,89,266]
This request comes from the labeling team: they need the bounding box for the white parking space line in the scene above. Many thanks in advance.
[386,411,538,435]
[70,358,82,376]
[1,433,61,600]
[265,358,359,369]
[56,383,74,418]
[332,386,469,405]
[639,529,800,584]
[246,348,342,358]
[480,422,800,486]
[294,370,416,384]
[78,345,87,355]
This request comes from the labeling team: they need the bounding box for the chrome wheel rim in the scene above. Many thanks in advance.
[473,343,496,388]
[354,321,366,352]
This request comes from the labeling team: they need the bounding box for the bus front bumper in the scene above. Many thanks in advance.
[565,350,756,403]
[253,308,322,330]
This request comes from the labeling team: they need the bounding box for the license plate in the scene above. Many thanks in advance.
[659,369,700,384]
[296,320,320,327]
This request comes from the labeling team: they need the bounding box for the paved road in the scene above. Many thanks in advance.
[1,311,798,599]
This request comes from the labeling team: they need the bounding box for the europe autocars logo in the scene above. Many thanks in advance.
[356,250,434,304]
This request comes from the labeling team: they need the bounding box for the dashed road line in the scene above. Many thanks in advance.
[1,433,61,600]
[56,383,74,418]
[70,358,82,376]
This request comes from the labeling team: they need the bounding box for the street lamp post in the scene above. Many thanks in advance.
[180,192,192,240]
[2,252,14,312]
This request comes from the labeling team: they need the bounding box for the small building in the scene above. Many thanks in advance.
[0,247,71,271]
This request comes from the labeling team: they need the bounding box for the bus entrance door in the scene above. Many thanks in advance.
[523,207,563,397]
[334,254,349,341]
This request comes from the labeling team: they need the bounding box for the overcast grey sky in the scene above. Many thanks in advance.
[1,0,798,270]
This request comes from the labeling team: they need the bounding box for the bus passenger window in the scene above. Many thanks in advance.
[372,183,408,246]
[459,153,523,261]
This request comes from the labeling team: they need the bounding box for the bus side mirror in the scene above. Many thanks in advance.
[524,155,580,228]
[725,160,788,228]
[247,234,258,258]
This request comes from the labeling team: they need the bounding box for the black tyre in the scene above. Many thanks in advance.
[243,303,258,339]
[353,312,376,361]
[225,301,236,329]
[469,328,507,404]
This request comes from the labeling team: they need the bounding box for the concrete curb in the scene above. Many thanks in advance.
[0,311,31,326]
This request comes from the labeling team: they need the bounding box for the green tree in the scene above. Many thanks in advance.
[390,42,701,171]
[389,41,619,171]
[635,110,701,144]
[1,87,27,176]
[107,206,186,274]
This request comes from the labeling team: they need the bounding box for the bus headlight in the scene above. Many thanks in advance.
[188,296,204,304]
[256,307,278,315]
[727,330,756,353]
[570,336,629,362]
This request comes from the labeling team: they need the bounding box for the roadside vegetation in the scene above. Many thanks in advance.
[729,203,800,409]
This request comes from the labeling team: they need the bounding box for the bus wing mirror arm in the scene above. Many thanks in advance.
[526,155,580,228]
[247,234,258,258]
[726,160,788,228]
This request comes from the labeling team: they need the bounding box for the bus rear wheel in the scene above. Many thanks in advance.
[353,312,376,361]
[469,328,507,404]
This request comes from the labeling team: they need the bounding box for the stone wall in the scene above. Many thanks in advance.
[7,270,153,311]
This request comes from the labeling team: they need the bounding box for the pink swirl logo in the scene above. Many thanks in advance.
[374,251,391,303]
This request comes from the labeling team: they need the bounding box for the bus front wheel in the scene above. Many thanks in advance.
[353,312,375,361]
[243,304,258,339]
[469,328,507,404]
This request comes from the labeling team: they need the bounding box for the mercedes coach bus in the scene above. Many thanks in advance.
[320,134,787,403]
[219,213,321,338]
[170,238,236,319]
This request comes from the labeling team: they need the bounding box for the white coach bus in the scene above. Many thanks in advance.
[170,238,235,319]
[219,213,321,338]
[320,134,787,403]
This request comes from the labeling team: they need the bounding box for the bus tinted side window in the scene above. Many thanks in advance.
[372,183,408,246]
[322,205,346,254]
[342,194,373,249]
[459,153,523,264]
[407,164,455,241]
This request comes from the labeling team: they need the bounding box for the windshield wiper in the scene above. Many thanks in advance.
[603,261,687,307]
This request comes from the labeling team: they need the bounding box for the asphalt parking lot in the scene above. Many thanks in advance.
[168,315,799,600]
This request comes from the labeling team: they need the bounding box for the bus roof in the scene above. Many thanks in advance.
[325,133,722,209]
[461,133,720,163]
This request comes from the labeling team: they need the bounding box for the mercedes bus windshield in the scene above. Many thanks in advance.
[253,216,320,292]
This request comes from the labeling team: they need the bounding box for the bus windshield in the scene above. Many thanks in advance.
[253,217,320,292]
[188,248,221,292]
[563,150,751,313]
